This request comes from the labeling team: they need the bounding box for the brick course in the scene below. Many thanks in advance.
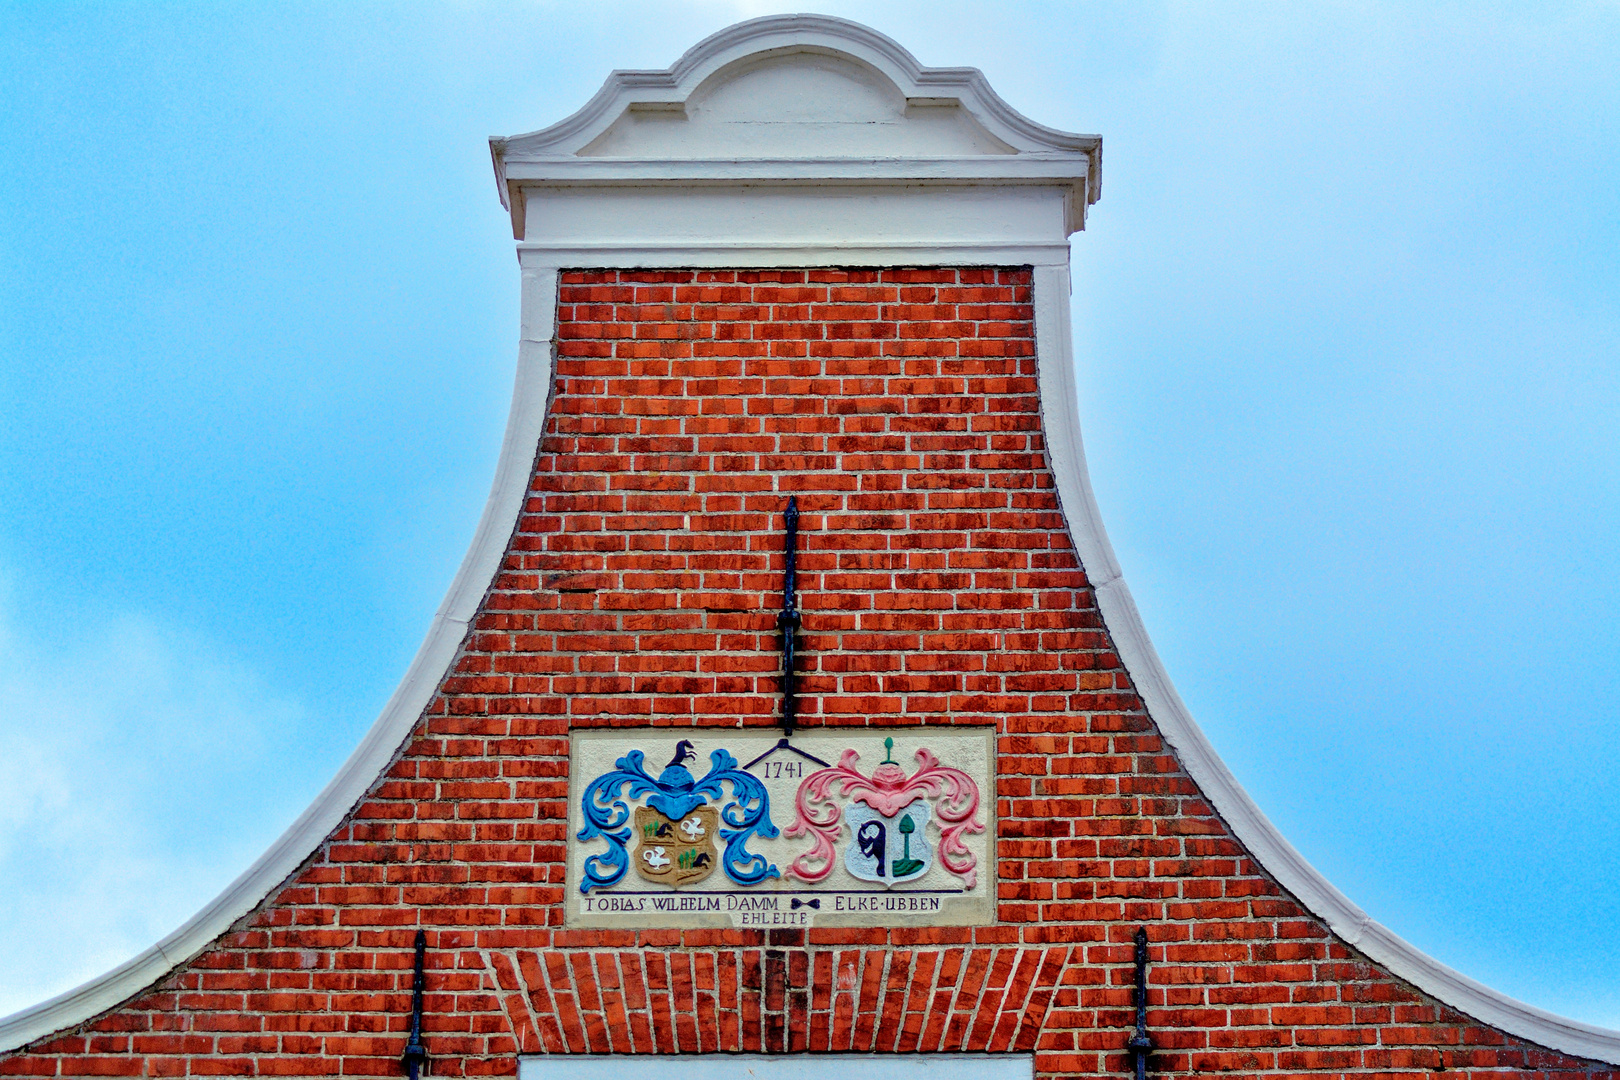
[3,267,1611,1078]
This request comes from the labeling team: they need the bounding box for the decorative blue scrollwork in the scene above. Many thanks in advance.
[576,744,779,893]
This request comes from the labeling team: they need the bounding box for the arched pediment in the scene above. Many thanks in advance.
[490,15,1102,236]
[576,49,1018,158]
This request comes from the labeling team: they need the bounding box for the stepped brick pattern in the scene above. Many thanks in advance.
[4,267,1613,1078]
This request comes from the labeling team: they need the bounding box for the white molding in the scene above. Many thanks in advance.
[0,269,562,1055]
[1033,264,1620,1065]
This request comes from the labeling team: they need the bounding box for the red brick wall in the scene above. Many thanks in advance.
[3,267,1612,1078]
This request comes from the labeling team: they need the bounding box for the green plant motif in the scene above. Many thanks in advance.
[891,813,924,877]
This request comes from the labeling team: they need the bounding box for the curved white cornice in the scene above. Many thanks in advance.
[489,14,1101,237]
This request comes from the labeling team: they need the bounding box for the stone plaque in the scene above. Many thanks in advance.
[565,728,996,928]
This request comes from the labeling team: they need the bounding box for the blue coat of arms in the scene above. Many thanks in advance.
[576,740,778,893]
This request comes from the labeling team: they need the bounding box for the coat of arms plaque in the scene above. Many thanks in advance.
[566,728,995,928]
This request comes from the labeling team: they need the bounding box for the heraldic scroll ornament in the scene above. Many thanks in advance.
[576,741,778,893]
[784,736,985,888]
[567,729,995,928]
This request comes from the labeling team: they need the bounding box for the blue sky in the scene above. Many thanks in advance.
[2,0,1617,1024]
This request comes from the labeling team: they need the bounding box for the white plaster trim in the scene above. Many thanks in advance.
[0,269,562,1055]
[1032,264,1620,1065]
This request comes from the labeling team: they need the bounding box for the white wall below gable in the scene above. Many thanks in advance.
[521,185,1070,255]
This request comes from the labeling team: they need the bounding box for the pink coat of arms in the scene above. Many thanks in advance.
[785,736,985,888]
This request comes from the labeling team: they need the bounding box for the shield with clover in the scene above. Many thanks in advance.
[632,805,720,888]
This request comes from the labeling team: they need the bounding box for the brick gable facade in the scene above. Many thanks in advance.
[3,268,1612,1079]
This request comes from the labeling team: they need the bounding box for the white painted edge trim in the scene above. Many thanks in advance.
[514,241,1072,268]
[7,248,1617,1068]
[1031,264,1620,1065]
[0,269,562,1055]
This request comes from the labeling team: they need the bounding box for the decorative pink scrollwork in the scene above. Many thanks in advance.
[784,745,985,887]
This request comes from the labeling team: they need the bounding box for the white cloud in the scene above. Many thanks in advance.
[0,581,305,1018]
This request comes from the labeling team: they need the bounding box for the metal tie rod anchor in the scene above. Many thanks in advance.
[1127,926,1153,1079]
[776,495,802,737]
[402,929,427,1079]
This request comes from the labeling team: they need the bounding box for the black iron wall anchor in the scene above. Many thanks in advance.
[1126,926,1153,1079]
[776,495,803,737]
[401,929,428,1079]
[745,496,828,770]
